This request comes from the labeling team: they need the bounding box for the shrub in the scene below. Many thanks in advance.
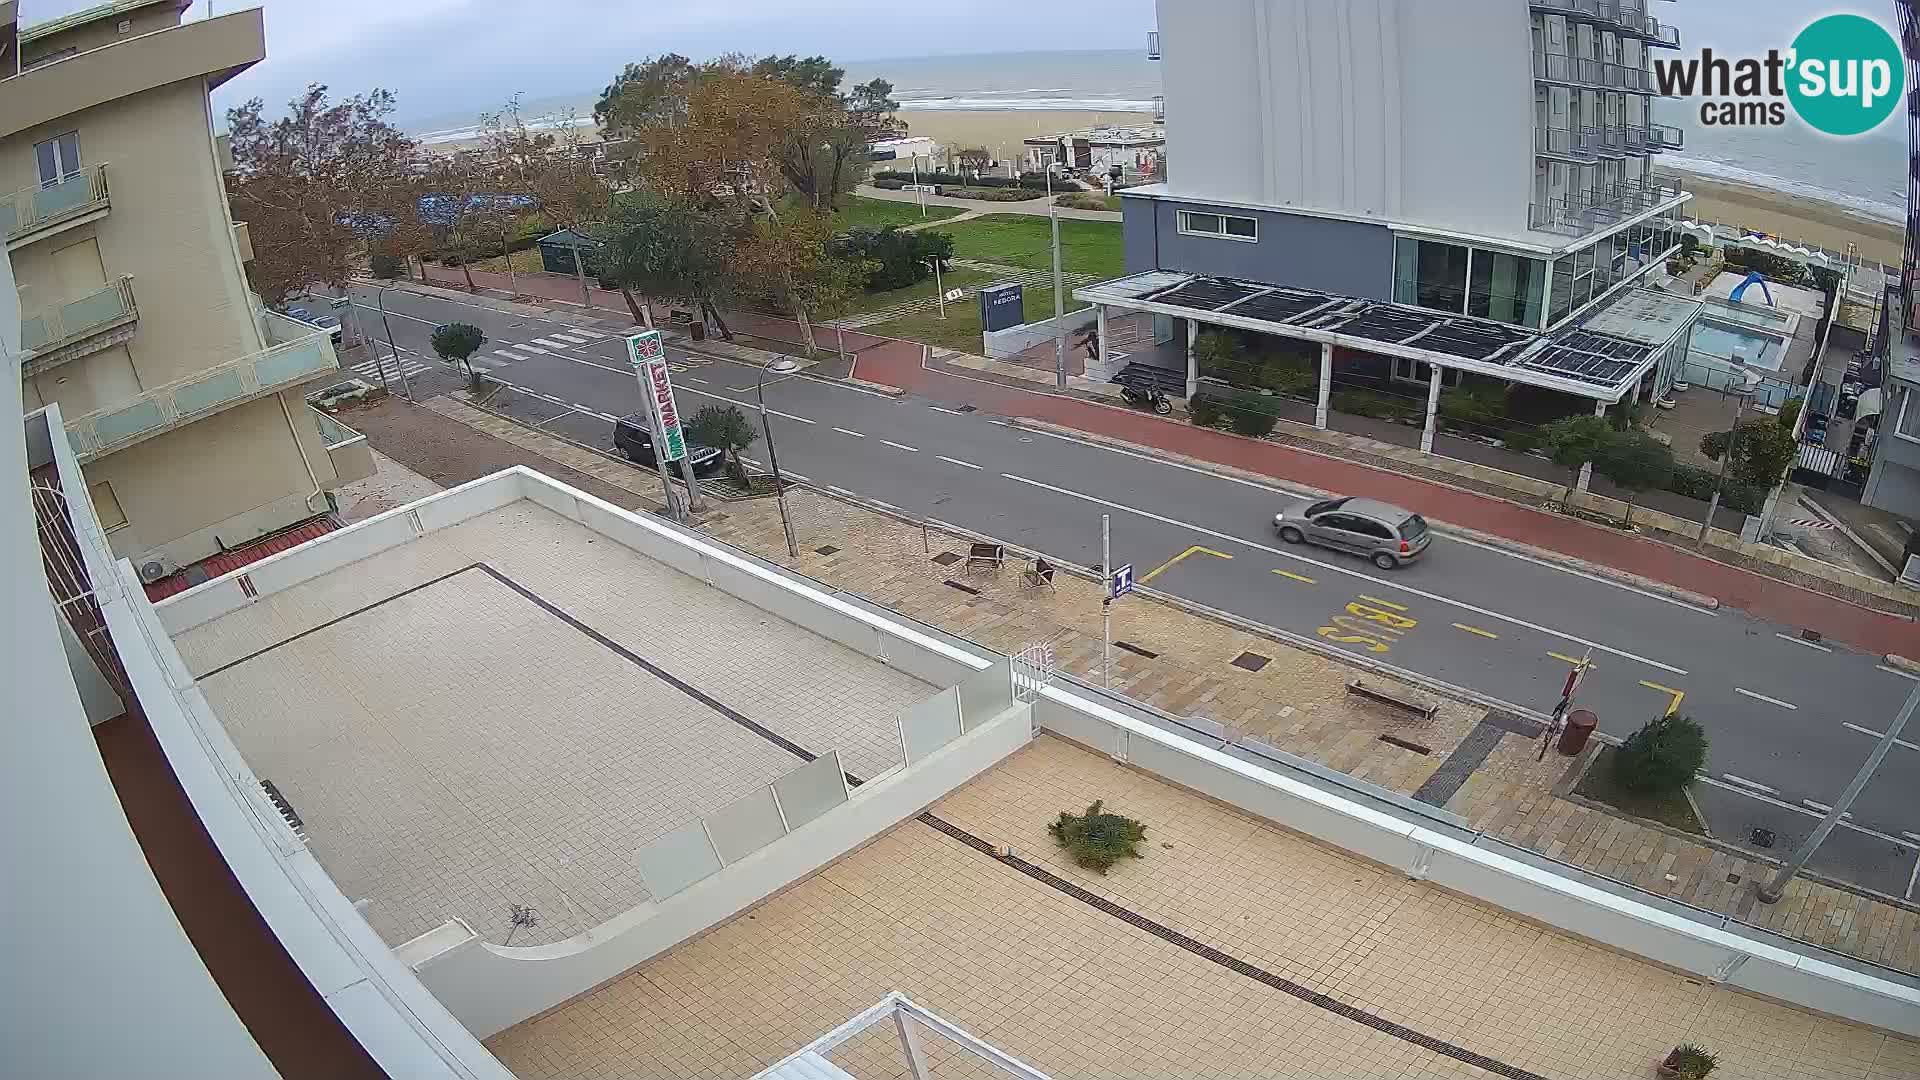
[369,252,403,280]
[871,178,905,190]
[1667,1044,1719,1079]
[1500,427,1544,455]
[834,226,952,292]
[941,187,1046,201]
[1056,192,1117,212]
[686,404,759,477]
[1255,357,1315,397]
[1438,384,1507,434]
[1225,393,1280,437]
[1595,430,1675,525]
[1665,462,1764,514]
[430,322,485,373]
[1189,394,1223,428]
[1049,800,1146,874]
[1331,388,1418,422]
[1192,330,1246,384]
[1611,715,1708,796]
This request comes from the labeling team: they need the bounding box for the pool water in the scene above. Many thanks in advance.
[1690,321,1783,371]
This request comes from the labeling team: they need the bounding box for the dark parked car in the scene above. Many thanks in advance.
[613,414,725,476]
[1273,495,1430,569]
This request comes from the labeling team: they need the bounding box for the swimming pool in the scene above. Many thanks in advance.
[1689,320,1783,371]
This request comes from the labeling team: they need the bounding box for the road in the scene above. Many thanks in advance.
[349,285,1920,899]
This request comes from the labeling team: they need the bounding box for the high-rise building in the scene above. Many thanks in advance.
[3,0,349,586]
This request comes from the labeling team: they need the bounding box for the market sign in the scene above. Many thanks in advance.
[626,330,686,462]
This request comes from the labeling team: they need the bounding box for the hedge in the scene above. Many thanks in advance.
[871,178,906,190]
[1662,461,1763,514]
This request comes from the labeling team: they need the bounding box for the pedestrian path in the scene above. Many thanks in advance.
[825,259,1098,329]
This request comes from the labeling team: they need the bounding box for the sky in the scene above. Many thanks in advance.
[15,0,1904,132]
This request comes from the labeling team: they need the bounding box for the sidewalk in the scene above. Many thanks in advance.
[854,182,1122,221]
[341,391,1920,980]
[379,274,1920,654]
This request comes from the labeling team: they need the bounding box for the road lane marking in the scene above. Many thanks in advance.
[1909,852,1920,900]
[1696,776,1919,848]
[1802,800,1850,817]
[493,349,527,361]
[1547,651,1587,666]
[938,455,983,470]
[684,377,708,385]
[882,440,919,452]
[530,336,572,348]
[928,405,966,416]
[1880,664,1920,681]
[591,411,619,422]
[512,344,552,355]
[1008,421,1714,613]
[1720,774,1779,795]
[1140,545,1233,585]
[1453,623,1499,639]
[998,471,1688,676]
[1639,680,1685,717]
[1272,569,1317,584]
[1842,722,1920,750]
[833,427,866,438]
[1735,687,1798,710]
[1357,595,1407,611]
[828,485,856,497]
[1775,632,1832,653]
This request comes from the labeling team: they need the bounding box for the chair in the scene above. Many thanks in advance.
[965,542,1006,574]
[1023,557,1057,592]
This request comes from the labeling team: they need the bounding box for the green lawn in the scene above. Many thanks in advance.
[866,282,1084,354]
[938,214,1125,280]
[834,194,962,230]
[1572,746,1706,835]
[837,267,993,317]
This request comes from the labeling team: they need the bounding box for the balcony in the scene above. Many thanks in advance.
[64,314,339,463]
[1533,52,1657,94]
[1649,122,1684,150]
[1,163,109,250]
[310,405,375,485]
[1152,95,1165,121]
[1146,30,1160,60]
[1529,0,1679,47]
[1529,178,1685,237]
[1536,126,1601,161]
[20,277,137,375]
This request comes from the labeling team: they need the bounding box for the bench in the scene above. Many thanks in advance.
[965,542,1006,574]
[1345,679,1438,723]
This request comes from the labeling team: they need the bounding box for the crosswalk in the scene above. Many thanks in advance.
[349,354,433,383]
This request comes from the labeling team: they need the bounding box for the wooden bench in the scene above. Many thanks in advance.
[965,542,1006,574]
[1345,679,1438,723]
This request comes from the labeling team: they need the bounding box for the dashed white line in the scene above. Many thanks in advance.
[999,471,1688,676]
[591,411,619,422]
[1842,722,1920,750]
[873,499,899,510]
[938,455,982,470]
[834,427,867,438]
[827,484,856,497]
[513,344,552,355]
[986,420,1010,427]
[1735,687,1798,710]
[1802,800,1851,819]
[684,377,709,385]
[1719,774,1779,796]
[1775,632,1832,652]
[1695,776,1919,848]
[1905,832,1920,843]
[927,405,966,416]
[1909,852,1920,900]
[530,336,571,348]
[493,349,527,361]
[882,440,919,452]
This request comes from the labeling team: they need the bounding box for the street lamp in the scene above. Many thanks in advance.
[374,283,412,401]
[758,357,801,559]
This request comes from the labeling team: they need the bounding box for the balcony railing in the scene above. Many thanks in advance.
[0,163,109,247]
[1536,126,1606,160]
[20,277,136,358]
[65,321,339,463]
[1152,95,1165,121]
[1146,30,1160,59]
[1530,178,1685,237]
[1530,0,1678,46]
[1649,122,1684,150]
[1533,52,1657,93]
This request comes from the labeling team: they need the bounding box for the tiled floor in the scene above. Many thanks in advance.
[175,503,932,946]
[487,736,1916,1080]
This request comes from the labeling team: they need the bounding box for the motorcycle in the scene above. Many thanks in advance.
[1117,377,1173,415]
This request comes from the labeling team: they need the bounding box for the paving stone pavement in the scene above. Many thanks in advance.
[825,259,1099,329]
[345,392,1920,978]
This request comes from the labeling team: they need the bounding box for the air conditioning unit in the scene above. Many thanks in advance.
[137,558,174,584]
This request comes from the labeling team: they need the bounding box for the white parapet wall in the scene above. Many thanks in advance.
[397,703,1033,1039]
[982,306,1098,360]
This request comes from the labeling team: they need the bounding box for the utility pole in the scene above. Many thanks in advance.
[1759,681,1919,903]
[1101,513,1112,688]
[913,155,925,218]
[569,239,592,309]
[1049,167,1067,389]
[925,258,946,319]
[1698,386,1751,545]
[375,285,412,401]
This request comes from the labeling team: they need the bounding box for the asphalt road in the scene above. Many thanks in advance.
[349,285,1920,900]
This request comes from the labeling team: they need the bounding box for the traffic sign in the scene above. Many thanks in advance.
[1108,563,1134,600]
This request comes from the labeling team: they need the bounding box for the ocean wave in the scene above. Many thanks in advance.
[1662,153,1904,224]
[898,95,1157,112]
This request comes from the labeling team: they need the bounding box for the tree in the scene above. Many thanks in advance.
[1611,714,1708,796]
[430,322,485,383]
[594,54,698,133]
[955,147,991,174]
[225,85,428,305]
[476,97,627,313]
[1542,414,1617,508]
[600,195,742,338]
[1048,800,1147,874]
[1596,430,1675,525]
[835,226,949,291]
[685,405,759,482]
[734,207,872,354]
[1700,416,1797,491]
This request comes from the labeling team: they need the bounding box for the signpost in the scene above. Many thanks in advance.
[1539,649,1594,761]
[626,330,702,520]
[1101,515,1131,688]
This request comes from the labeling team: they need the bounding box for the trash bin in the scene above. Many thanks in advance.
[1557,709,1598,756]
[689,320,706,342]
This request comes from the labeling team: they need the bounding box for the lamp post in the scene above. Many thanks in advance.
[375,283,412,401]
[923,258,946,319]
[758,357,801,559]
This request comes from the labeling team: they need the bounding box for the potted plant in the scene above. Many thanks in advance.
[1657,1043,1717,1079]
[1049,800,1146,874]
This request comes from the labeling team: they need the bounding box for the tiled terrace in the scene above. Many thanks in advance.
[487,736,1918,1080]
[172,502,931,947]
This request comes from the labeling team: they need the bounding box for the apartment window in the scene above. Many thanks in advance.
[1178,210,1257,242]
[1392,357,1462,388]
[1393,238,1468,314]
[1468,250,1547,328]
[35,132,82,188]
[1899,387,1920,441]
[88,480,128,531]
[1549,256,1574,326]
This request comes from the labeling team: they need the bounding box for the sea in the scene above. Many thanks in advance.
[408,48,1906,224]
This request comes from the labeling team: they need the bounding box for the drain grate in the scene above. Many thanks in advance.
[931,551,962,567]
[1112,640,1158,659]
[944,579,981,595]
[814,545,840,556]
[1378,734,1432,755]
[957,404,978,413]
[1231,651,1271,673]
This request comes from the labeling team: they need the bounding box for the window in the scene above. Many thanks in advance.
[1393,238,1468,313]
[35,132,81,187]
[88,480,127,531]
[1392,357,1462,388]
[1468,250,1547,328]
[1900,387,1920,441]
[1178,210,1257,242]
[1549,256,1574,326]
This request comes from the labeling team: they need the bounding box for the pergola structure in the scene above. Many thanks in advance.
[1076,271,1703,460]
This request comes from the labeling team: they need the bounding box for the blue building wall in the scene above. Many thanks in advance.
[1121,196,1395,301]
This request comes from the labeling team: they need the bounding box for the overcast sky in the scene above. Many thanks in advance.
[17,0,1902,130]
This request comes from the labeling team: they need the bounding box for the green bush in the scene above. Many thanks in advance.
[1224,393,1280,437]
[871,178,906,190]
[1255,357,1315,397]
[1331,388,1419,422]
[1667,1043,1719,1079]
[1664,463,1763,514]
[1189,395,1223,428]
[1049,800,1146,874]
[1501,427,1544,455]
[1438,384,1507,433]
[834,226,953,292]
[369,252,403,280]
[1611,715,1708,796]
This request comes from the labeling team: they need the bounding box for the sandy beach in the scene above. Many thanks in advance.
[894,109,1161,163]
[1656,167,1905,269]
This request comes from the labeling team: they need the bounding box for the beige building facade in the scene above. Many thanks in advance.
[3,0,350,577]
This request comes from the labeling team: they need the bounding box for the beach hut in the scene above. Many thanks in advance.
[536,229,604,277]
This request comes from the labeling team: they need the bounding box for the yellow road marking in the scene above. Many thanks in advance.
[1640,680,1686,717]
[1548,651,1586,666]
[1452,623,1499,639]
[1357,594,1408,611]
[1271,569,1317,584]
[1139,545,1233,584]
